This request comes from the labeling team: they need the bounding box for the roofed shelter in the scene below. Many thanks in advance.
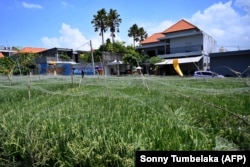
[0,52,4,58]
[18,47,47,54]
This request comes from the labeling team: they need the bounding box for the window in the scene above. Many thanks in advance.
[201,72,212,76]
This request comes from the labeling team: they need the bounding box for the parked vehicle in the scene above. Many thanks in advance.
[194,71,225,78]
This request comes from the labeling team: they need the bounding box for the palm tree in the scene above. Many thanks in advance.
[138,27,148,42]
[128,25,148,47]
[128,24,140,48]
[107,9,122,43]
[91,8,108,45]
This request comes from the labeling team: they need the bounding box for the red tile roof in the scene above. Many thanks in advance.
[140,19,199,44]
[0,52,4,58]
[140,33,165,44]
[18,47,47,53]
[162,19,198,34]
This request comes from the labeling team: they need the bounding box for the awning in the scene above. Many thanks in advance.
[47,61,77,65]
[136,66,142,70]
[155,56,202,65]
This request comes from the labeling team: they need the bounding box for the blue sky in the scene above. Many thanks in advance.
[0,0,249,51]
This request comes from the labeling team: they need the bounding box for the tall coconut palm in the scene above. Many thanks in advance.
[108,9,122,43]
[128,24,140,48]
[91,8,108,45]
[138,27,148,42]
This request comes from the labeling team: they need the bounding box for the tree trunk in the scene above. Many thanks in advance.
[101,31,105,45]
[7,70,13,86]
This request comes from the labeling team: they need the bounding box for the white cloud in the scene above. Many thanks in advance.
[189,1,250,51]
[147,20,175,35]
[41,23,101,50]
[235,0,250,14]
[22,2,43,9]
[143,1,250,51]
[41,1,250,51]
[136,20,174,37]
[41,37,60,48]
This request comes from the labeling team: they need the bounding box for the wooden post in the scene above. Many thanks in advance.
[27,72,31,101]
[71,69,74,86]
[79,77,82,87]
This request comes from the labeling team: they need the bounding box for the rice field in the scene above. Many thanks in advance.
[0,74,250,166]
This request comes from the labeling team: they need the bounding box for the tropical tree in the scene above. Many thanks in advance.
[138,27,148,42]
[78,53,89,63]
[128,24,148,47]
[123,46,142,73]
[149,56,163,74]
[59,54,71,61]
[107,9,122,43]
[13,53,37,75]
[149,56,162,65]
[93,50,103,62]
[0,57,15,85]
[112,41,127,53]
[106,38,113,52]
[79,51,102,63]
[128,24,140,47]
[91,8,108,45]
[99,39,127,54]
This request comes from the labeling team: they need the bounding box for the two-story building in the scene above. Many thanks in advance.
[137,19,217,75]
[0,45,17,58]
[36,47,103,75]
[36,47,84,75]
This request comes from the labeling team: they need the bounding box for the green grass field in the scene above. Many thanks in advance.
[0,75,250,166]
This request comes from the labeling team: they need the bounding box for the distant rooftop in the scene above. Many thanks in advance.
[162,19,198,34]
[0,52,4,58]
[18,47,47,53]
[140,19,199,45]
[140,33,165,44]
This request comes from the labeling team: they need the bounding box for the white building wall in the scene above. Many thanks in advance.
[202,55,210,71]
[203,32,217,54]
[201,32,216,70]
[104,65,126,75]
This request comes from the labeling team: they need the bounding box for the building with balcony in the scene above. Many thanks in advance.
[137,19,217,75]
[0,45,17,57]
[36,47,103,75]
[35,47,79,75]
